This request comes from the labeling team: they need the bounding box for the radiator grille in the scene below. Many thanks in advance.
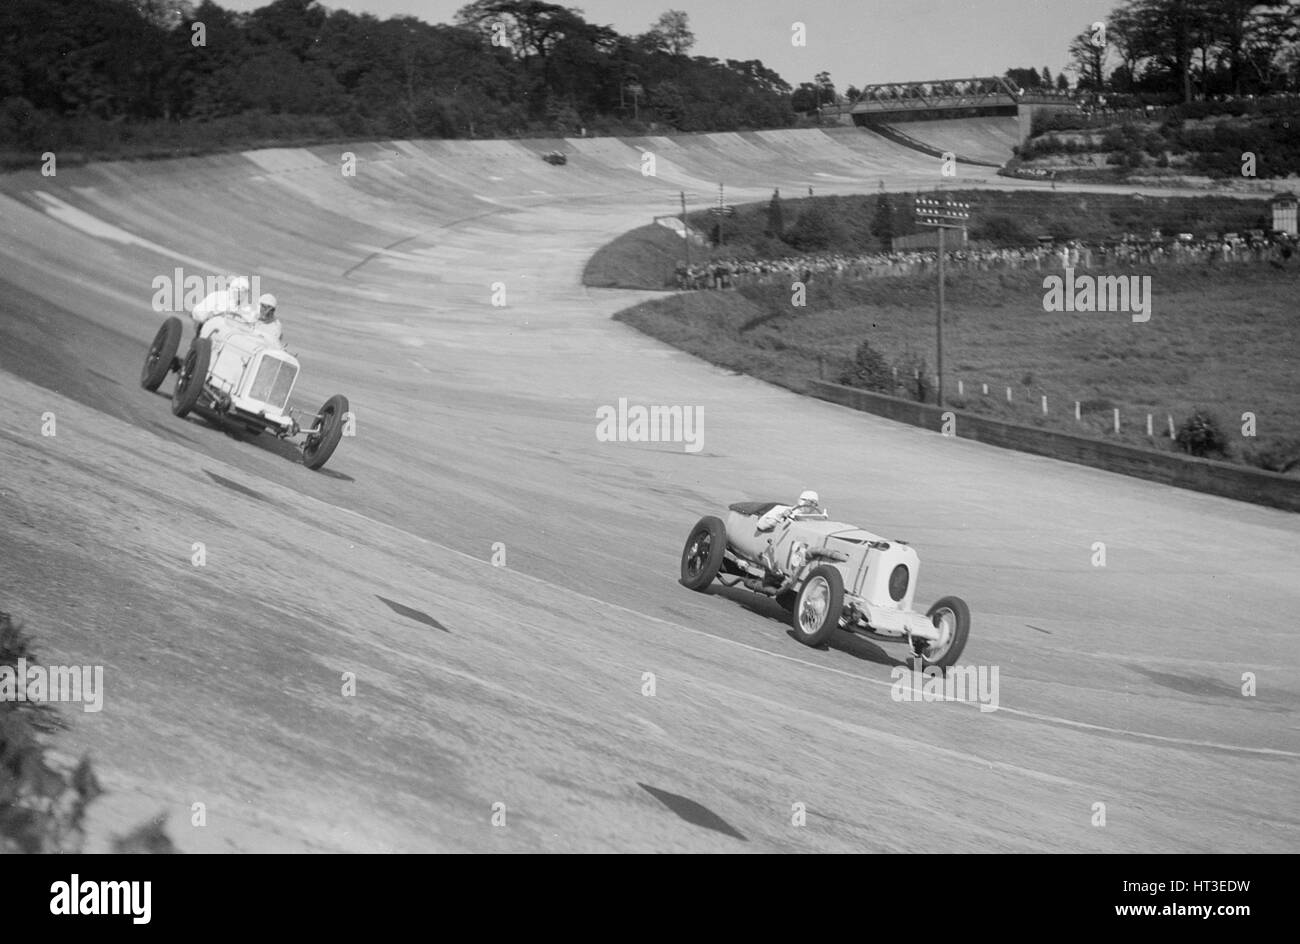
[248,355,297,411]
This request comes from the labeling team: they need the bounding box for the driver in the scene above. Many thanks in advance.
[756,490,825,532]
[192,276,253,327]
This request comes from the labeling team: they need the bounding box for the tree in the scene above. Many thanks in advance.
[870,192,894,247]
[1005,67,1044,89]
[815,70,836,104]
[1041,66,1053,87]
[1068,24,1108,91]
[647,9,694,56]
[766,189,784,237]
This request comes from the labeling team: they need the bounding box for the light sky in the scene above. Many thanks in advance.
[214,0,1113,90]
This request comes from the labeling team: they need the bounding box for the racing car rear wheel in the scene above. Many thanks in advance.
[792,565,843,647]
[141,317,183,391]
[302,394,349,471]
[920,596,971,669]
[171,337,211,418]
[679,516,726,591]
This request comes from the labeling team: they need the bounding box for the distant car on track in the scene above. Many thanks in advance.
[141,316,350,471]
[542,151,567,166]
[679,500,970,667]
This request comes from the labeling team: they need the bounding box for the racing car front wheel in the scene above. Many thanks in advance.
[679,516,726,591]
[171,337,212,418]
[792,565,844,647]
[141,317,183,391]
[920,596,971,669]
[303,394,349,471]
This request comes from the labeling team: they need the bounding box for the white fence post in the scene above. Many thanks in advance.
[957,379,963,396]
[1006,386,1012,402]
[1168,414,1175,438]
[1041,395,1048,415]
[1075,401,1081,421]
[1146,413,1153,437]
[1113,408,1120,434]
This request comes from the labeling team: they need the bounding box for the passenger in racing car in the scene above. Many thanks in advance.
[251,293,284,347]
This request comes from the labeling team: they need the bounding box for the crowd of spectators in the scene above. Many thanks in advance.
[673,231,1296,290]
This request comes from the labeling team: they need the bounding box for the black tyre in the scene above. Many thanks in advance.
[171,337,211,417]
[303,394,348,471]
[920,596,971,669]
[141,317,183,391]
[791,565,844,647]
[679,516,726,591]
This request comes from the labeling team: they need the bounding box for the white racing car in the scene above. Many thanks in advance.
[141,316,349,471]
[680,501,970,667]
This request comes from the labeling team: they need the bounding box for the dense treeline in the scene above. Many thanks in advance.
[1061,0,1300,101]
[0,0,794,155]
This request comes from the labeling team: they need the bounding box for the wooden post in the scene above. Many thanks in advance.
[1113,408,1120,434]
[1041,395,1048,414]
[1075,401,1081,421]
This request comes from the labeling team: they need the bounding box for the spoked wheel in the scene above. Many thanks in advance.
[679,516,726,591]
[918,596,971,669]
[302,394,349,471]
[791,565,843,647]
[141,317,183,391]
[171,337,211,417]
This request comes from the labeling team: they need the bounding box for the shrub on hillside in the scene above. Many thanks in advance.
[837,340,892,392]
[784,202,847,252]
[0,610,176,853]
[1242,437,1300,474]
[1175,408,1229,459]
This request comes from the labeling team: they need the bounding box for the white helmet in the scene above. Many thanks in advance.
[258,293,277,321]
[798,490,819,506]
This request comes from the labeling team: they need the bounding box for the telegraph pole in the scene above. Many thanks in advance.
[681,191,690,270]
[718,182,725,246]
[914,196,972,407]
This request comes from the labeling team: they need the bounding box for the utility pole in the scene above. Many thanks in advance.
[681,191,690,270]
[718,182,725,246]
[914,196,972,407]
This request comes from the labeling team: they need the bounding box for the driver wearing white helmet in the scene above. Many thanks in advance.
[756,489,826,532]
[192,276,253,327]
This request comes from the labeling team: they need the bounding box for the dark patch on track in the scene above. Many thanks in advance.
[377,595,449,632]
[637,783,747,841]
[1026,623,1052,634]
[205,470,268,502]
[1127,665,1247,700]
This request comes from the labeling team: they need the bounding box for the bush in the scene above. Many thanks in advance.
[0,611,175,853]
[893,348,932,403]
[1242,437,1300,474]
[1175,408,1229,458]
[838,340,892,392]
[784,202,847,252]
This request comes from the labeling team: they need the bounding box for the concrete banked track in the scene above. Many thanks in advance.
[0,127,1296,853]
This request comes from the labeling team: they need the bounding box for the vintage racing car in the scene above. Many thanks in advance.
[679,501,970,667]
[140,316,349,471]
